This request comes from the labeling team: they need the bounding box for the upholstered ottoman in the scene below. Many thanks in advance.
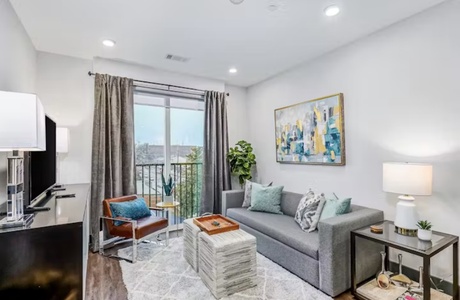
[198,229,257,299]
[183,218,201,272]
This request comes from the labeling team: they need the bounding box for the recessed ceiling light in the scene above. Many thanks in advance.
[229,68,238,74]
[102,39,116,47]
[324,5,340,17]
[230,0,244,4]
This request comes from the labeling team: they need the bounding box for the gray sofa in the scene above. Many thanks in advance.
[222,190,384,297]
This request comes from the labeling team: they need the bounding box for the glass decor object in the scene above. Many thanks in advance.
[391,254,412,286]
[377,251,391,289]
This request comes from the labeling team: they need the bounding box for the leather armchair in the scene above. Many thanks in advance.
[99,195,169,263]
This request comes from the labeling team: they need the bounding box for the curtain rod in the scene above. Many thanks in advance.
[87,71,229,96]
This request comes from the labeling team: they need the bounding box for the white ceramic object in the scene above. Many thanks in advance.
[164,195,173,203]
[418,229,432,241]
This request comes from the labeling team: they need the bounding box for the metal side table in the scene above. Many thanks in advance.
[351,220,458,300]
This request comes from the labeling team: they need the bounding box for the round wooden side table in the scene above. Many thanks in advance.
[156,201,180,236]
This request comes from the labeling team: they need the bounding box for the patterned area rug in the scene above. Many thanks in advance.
[118,237,332,300]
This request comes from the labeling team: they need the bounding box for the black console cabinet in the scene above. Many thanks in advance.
[0,184,90,300]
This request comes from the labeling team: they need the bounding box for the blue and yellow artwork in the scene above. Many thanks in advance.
[274,94,345,165]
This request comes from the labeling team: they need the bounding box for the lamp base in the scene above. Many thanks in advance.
[0,214,34,229]
[394,196,419,236]
[394,226,417,237]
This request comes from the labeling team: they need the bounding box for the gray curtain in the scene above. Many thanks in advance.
[90,73,136,252]
[201,91,231,214]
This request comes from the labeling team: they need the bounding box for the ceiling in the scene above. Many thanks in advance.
[11,0,446,87]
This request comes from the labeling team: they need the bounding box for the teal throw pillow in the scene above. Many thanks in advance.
[319,198,352,220]
[110,198,151,226]
[248,183,284,215]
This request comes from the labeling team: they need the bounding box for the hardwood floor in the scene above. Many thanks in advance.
[86,251,128,300]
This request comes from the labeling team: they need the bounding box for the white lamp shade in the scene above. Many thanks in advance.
[0,91,46,151]
[56,127,69,153]
[383,162,433,196]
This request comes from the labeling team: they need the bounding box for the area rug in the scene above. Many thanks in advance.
[118,237,332,300]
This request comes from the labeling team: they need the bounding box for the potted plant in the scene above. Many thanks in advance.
[417,220,433,241]
[162,173,175,203]
[227,140,257,188]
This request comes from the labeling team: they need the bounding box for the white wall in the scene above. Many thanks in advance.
[247,0,460,280]
[0,0,37,204]
[36,52,94,184]
[225,84,249,146]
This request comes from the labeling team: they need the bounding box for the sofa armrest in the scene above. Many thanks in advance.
[318,207,384,297]
[222,190,244,216]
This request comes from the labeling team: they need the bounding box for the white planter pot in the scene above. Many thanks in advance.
[418,229,432,241]
[164,195,174,203]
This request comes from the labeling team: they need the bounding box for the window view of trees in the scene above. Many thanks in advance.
[175,147,202,218]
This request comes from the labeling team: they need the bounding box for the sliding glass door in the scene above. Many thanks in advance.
[134,93,203,227]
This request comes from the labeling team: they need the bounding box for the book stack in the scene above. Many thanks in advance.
[183,218,201,272]
[198,229,257,299]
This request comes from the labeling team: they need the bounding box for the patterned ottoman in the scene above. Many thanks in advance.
[198,229,257,299]
[183,218,201,272]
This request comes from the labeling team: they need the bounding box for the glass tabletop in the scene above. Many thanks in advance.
[353,221,457,256]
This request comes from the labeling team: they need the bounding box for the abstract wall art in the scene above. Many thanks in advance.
[274,93,345,165]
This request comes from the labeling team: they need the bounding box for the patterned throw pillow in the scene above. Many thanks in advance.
[109,198,151,226]
[308,197,327,232]
[242,180,273,208]
[248,183,284,214]
[294,190,326,231]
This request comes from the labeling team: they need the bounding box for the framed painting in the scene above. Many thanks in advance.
[274,93,345,165]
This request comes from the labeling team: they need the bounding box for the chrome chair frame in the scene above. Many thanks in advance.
[99,209,169,263]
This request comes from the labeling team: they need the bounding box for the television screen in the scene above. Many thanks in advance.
[29,116,56,202]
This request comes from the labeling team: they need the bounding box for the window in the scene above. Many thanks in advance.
[134,92,204,225]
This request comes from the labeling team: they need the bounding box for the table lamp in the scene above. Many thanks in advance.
[0,91,46,227]
[383,162,433,236]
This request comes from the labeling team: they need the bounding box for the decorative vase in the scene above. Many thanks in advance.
[376,251,390,289]
[418,229,432,241]
[164,195,173,203]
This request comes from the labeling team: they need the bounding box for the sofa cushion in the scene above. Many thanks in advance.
[280,191,304,217]
[227,208,319,260]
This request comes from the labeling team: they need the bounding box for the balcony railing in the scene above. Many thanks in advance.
[136,162,203,223]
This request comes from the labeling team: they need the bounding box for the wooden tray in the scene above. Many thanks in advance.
[193,214,239,235]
